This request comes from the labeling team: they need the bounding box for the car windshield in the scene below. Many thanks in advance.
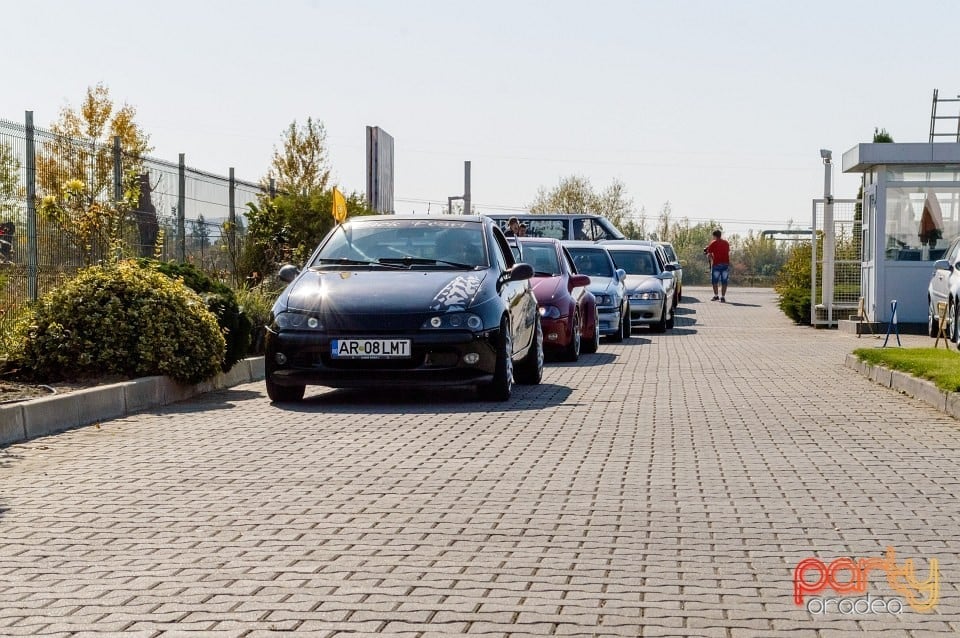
[567,248,613,277]
[311,220,487,269]
[520,243,561,275]
[612,251,657,276]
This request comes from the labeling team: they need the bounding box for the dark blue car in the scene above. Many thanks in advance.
[265,215,544,402]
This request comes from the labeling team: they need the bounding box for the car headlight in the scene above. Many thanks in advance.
[422,312,484,330]
[629,291,662,301]
[539,305,562,319]
[274,311,324,330]
[595,294,611,306]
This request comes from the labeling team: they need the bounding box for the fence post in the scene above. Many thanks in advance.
[112,136,122,203]
[177,153,186,262]
[228,167,236,259]
[24,111,38,301]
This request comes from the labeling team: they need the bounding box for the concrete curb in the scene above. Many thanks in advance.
[845,353,960,419]
[0,356,265,447]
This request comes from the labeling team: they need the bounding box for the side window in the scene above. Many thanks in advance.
[491,227,512,271]
[586,219,611,241]
[653,248,667,272]
[562,247,577,273]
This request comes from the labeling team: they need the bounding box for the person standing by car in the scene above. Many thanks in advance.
[504,217,521,237]
[704,229,730,302]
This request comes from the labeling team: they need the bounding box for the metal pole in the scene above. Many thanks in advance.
[822,151,835,324]
[177,153,186,262]
[463,161,471,216]
[25,111,38,300]
[228,167,237,260]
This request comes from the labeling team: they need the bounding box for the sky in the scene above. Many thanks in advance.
[5,0,960,236]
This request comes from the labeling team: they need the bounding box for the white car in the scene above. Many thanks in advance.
[657,241,683,307]
[927,235,960,339]
[601,241,677,332]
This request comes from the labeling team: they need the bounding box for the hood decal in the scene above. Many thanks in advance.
[430,275,483,311]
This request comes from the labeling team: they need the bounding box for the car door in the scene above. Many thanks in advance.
[491,228,535,355]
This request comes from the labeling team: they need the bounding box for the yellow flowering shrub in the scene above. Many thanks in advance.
[18,261,225,384]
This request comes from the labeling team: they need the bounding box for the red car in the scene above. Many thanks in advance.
[517,237,599,361]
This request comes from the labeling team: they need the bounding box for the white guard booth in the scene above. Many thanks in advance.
[842,143,960,324]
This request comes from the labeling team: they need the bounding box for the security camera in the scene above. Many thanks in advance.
[819,149,832,161]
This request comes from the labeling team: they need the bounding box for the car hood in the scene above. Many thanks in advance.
[530,276,565,303]
[623,275,662,294]
[277,268,489,330]
[585,276,619,297]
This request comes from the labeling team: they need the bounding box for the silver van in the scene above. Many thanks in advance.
[485,214,625,242]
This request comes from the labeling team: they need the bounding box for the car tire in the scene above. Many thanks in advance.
[480,319,513,401]
[953,300,960,343]
[651,303,667,333]
[666,308,675,330]
[609,303,628,342]
[266,378,305,403]
[929,298,939,338]
[582,308,600,354]
[515,315,544,385]
[560,311,581,362]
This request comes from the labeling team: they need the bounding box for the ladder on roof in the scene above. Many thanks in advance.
[929,89,960,142]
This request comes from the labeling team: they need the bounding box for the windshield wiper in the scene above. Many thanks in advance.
[378,257,477,269]
[313,258,405,269]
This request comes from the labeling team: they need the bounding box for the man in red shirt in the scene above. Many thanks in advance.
[703,229,730,302]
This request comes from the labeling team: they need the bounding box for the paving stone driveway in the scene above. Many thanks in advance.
[1,287,958,637]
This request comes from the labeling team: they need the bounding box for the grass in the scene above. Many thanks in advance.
[853,347,960,392]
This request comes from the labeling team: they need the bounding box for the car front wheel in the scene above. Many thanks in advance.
[515,315,544,384]
[582,307,600,354]
[929,298,940,338]
[266,377,305,402]
[560,311,581,362]
[480,320,513,401]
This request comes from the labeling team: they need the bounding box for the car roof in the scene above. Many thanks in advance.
[561,240,607,248]
[352,214,486,224]
[517,236,560,244]
[485,213,607,220]
[603,243,657,253]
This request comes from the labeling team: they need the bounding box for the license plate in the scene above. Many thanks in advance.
[331,338,411,359]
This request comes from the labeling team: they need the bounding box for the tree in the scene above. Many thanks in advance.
[36,83,152,265]
[239,117,376,280]
[529,175,636,229]
[873,127,894,143]
[0,141,20,219]
[267,117,331,195]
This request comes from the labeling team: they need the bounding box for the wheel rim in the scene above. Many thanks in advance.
[572,313,581,355]
[504,326,514,390]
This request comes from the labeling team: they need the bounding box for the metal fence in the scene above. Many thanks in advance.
[0,113,267,313]
[811,198,862,326]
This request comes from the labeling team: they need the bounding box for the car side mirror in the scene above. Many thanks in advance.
[569,274,591,289]
[657,271,675,280]
[508,263,534,281]
[664,263,676,271]
[615,268,626,282]
[278,264,300,283]
[934,259,951,271]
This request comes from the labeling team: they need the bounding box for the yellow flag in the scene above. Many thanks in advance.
[332,187,347,223]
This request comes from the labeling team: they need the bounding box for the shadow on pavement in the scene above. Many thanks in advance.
[276,383,574,414]
[552,352,619,367]
[163,389,268,414]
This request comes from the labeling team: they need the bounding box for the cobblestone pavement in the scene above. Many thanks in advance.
[1,287,958,637]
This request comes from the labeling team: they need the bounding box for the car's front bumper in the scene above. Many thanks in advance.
[265,328,500,389]
[541,316,574,350]
[597,306,622,335]
[628,299,663,326]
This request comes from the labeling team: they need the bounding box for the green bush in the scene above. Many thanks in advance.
[775,242,813,324]
[234,283,282,355]
[138,259,251,371]
[16,261,225,384]
[777,287,811,324]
